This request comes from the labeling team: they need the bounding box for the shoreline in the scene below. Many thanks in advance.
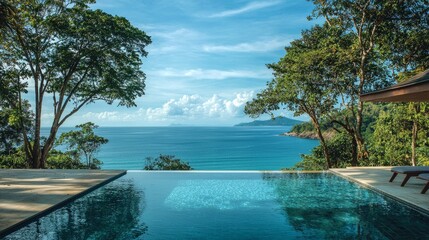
[281,131,319,139]
[281,130,335,140]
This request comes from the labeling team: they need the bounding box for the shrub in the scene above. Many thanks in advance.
[144,155,193,170]
[0,151,28,168]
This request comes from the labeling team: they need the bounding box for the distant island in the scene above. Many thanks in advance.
[235,116,303,126]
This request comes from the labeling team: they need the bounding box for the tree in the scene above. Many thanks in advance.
[57,122,108,169]
[368,103,429,166]
[0,0,151,168]
[245,23,353,168]
[310,0,428,160]
[0,0,14,31]
[144,155,193,170]
[376,5,429,166]
[0,62,33,155]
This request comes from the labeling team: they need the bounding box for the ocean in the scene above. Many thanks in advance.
[43,126,319,170]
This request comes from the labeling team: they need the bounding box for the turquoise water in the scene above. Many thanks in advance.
[44,126,319,170]
[4,172,429,239]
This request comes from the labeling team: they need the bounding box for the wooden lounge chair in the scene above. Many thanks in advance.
[389,166,429,187]
[417,173,429,194]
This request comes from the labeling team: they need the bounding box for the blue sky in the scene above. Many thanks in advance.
[41,0,320,127]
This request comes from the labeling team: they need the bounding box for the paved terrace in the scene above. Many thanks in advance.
[331,167,429,214]
[0,169,126,237]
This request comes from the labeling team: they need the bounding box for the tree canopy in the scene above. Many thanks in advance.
[246,0,429,169]
[57,122,108,169]
[0,0,151,168]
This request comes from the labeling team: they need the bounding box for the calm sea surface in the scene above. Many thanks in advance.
[42,126,319,170]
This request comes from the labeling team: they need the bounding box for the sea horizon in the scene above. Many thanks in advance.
[42,126,319,171]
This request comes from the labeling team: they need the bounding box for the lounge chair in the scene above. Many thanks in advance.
[417,173,429,194]
[389,166,429,187]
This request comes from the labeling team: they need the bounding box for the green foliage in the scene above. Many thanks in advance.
[360,103,386,140]
[245,22,347,119]
[0,0,151,168]
[0,0,15,33]
[290,122,315,133]
[284,154,326,171]
[45,149,87,169]
[236,116,302,126]
[144,155,193,170]
[314,133,354,168]
[0,62,33,155]
[289,133,354,170]
[257,1,428,169]
[56,122,108,169]
[0,150,27,168]
[366,103,429,166]
[245,22,356,168]
[293,101,429,170]
[375,1,429,72]
[0,147,98,169]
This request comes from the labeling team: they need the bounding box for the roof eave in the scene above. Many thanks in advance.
[360,82,429,102]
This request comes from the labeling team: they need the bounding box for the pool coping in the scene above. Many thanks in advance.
[0,170,126,238]
[330,167,429,216]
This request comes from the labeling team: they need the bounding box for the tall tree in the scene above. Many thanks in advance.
[310,0,427,160]
[0,0,151,168]
[377,3,429,166]
[245,23,351,168]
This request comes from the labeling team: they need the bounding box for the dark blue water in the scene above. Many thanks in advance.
[44,126,319,170]
[5,172,429,240]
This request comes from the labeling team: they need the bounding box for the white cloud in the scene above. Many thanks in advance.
[79,92,254,125]
[151,68,270,80]
[145,92,254,119]
[203,39,288,53]
[82,111,121,121]
[209,1,281,18]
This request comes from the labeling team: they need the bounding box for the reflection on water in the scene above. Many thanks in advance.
[263,173,428,239]
[4,172,429,240]
[4,178,147,240]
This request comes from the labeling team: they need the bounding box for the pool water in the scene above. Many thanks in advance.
[4,172,429,239]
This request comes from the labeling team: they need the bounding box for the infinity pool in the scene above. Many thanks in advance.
[4,172,429,239]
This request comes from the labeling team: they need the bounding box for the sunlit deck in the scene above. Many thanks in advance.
[0,169,125,237]
[331,167,429,214]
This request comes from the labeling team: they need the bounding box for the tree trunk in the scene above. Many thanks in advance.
[410,103,420,166]
[310,115,331,169]
[351,137,358,166]
[356,64,369,161]
[40,124,60,169]
[411,120,417,166]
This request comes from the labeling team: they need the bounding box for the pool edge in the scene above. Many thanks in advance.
[0,170,126,238]
[330,169,429,216]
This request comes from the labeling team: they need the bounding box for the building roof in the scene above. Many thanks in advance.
[360,69,429,102]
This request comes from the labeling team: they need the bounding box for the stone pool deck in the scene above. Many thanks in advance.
[0,169,126,237]
[331,167,429,214]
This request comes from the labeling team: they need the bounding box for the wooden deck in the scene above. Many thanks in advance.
[0,169,126,237]
[331,167,429,214]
